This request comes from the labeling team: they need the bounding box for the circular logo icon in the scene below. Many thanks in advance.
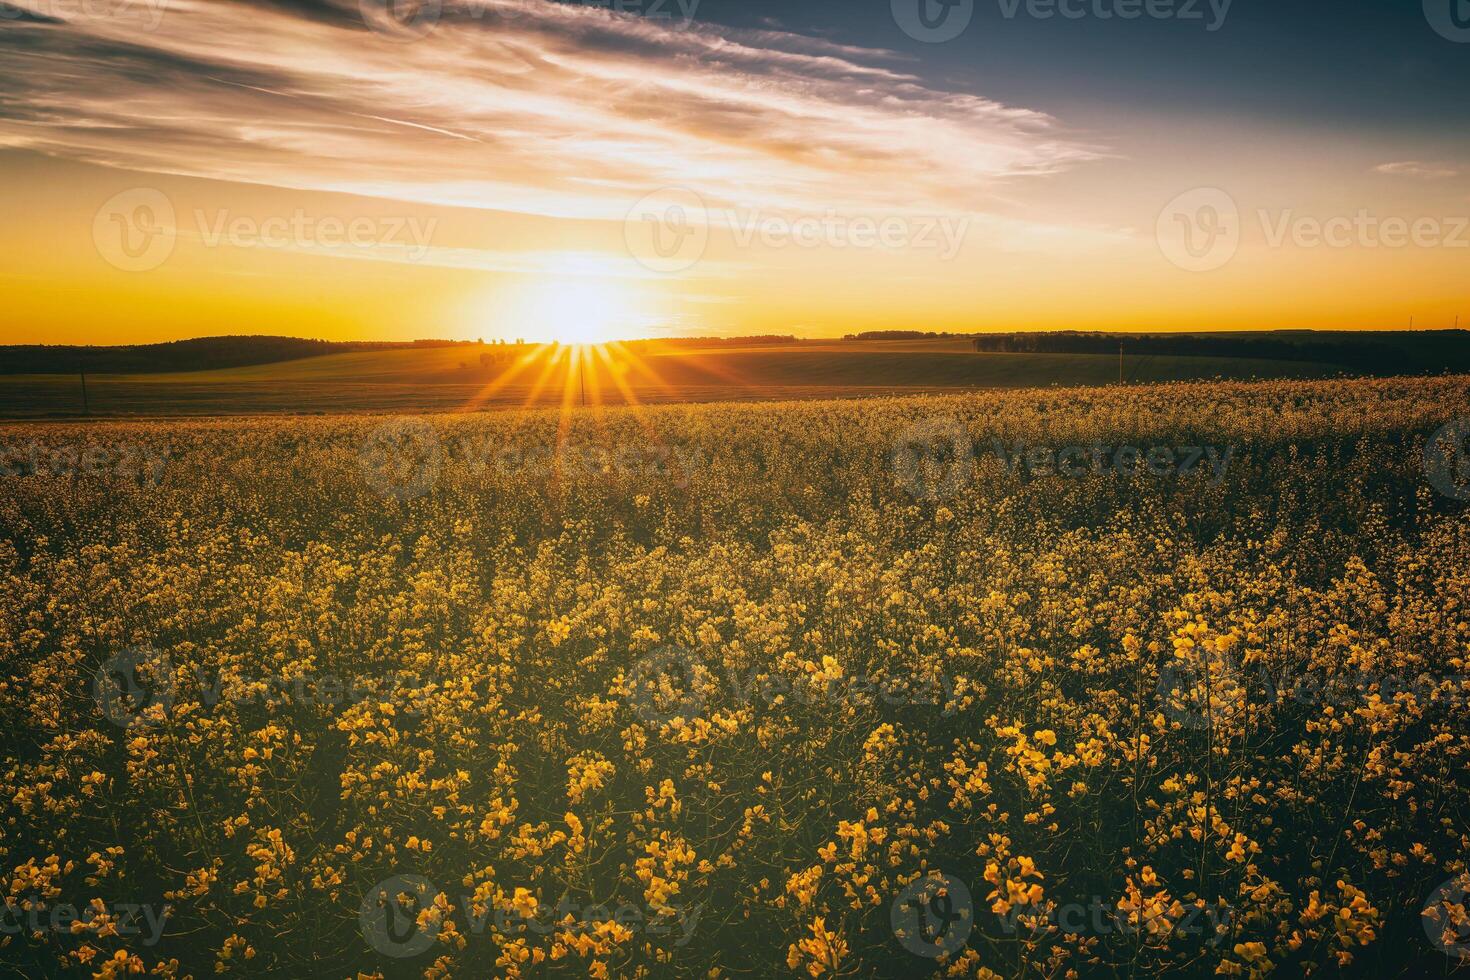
[890,418,975,500]
[1157,657,1246,730]
[359,418,442,501]
[892,872,973,958]
[1156,187,1240,273]
[358,0,441,40]
[361,874,442,958]
[1425,0,1470,41]
[892,0,974,42]
[1425,420,1470,500]
[626,645,707,726]
[93,645,175,727]
[624,188,709,274]
[1424,874,1470,960]
[93,188,176,272]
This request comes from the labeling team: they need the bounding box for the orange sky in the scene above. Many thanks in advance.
[1,0,1466,345]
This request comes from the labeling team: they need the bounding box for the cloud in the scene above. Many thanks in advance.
[1373,161,1459,180]
[0,0,1102,226]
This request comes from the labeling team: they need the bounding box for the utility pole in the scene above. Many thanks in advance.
[579,356,586,407]
[79,364,90,416]
[1118,341,1124,385]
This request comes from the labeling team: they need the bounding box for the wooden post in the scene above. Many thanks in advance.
[80,365,90,416]
[1118,342,1124,385]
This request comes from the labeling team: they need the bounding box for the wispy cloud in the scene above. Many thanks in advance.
[0,0,1102,222]
[1373,161,1459,180]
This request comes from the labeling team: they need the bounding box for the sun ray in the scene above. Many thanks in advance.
[455,342,559,413]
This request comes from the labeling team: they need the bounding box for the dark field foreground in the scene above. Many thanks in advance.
[1,375,1468,978]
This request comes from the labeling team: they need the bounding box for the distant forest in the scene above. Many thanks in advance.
[0,336,478,375]
[848,329,1470,376]
[624,336,797,349]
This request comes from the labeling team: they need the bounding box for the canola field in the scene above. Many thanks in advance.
[1,375,1469,978]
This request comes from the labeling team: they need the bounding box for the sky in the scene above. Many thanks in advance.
[0,0,1467,345]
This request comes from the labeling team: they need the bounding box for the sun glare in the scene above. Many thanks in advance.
[508,277,643,346]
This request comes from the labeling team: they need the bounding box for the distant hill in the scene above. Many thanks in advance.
[924,329,1469,377]
[0,335,479,375]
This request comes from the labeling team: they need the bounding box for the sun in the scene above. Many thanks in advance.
[509,277,643,346]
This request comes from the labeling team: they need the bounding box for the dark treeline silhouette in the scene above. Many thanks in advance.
[624,335,797,349]
[843,331,961,340]
[847,329,1470,376]
[1,335,479,375]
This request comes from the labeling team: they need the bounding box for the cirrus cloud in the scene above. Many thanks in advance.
[1373,161,1459,180]
[0,0,1104,224]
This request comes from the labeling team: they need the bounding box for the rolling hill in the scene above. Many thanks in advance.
[0,336,1358,417]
